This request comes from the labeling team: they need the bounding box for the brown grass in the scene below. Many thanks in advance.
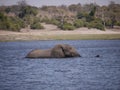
[0,25,120,42]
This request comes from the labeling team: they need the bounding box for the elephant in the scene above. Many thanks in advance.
[26,44,80,58]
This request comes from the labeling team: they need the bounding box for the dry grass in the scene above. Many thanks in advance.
[0,25,120,42]
[0,34,120,42]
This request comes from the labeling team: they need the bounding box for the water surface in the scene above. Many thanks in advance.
[0,40,120,90]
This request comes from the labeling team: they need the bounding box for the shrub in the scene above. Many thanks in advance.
[74,19,84,28]
[30,22,44,29]
[88,19,105,30]
[59,23,75,30]
[33,17,41,24]
[23,15,33,25]
[19,6,38,18]
[9,17,25,28]
[31,17,44,29]
[94,23,105,30]
[0,12,25,31]
[115,21,120,26]
[49,19,60,25]
[41,17,49,23]
[84,22,89,27]
[7,17,25,31]
[77,12,88,20]
[41,18,60,25]
[9,23,21,31]
[86,15,94,22]
[105,20,112,27]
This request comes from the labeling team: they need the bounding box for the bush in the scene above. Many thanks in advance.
[74,19,84,28]
[115,21,120,26]
[33,17,41,24]
[88,19,105,30]
[9,23,21,31]
[19,6,38,18]
[9,17,25,28]
[41,17,49,23]
[30,22,44,29]
[7,17,25,31]
[41,18,60,25]
[86,15,94,22]
[49,19,60,25]
[0,12,25,31]
[77,12,88,19]
[59,23,75,30]
[94,23,105,30]
[84,22,89,27]
[23,15,33,25]
[105,20,112,27]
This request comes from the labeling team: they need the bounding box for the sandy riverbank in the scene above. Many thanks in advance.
[0,24,120,41]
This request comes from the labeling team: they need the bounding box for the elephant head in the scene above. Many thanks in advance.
[26,44,80,58]
[51,44,80,58]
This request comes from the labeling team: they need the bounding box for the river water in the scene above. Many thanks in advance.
[0,40,120,90]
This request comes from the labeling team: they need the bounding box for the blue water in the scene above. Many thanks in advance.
[0,40,120,90]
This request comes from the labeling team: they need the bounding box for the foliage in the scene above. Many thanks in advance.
[41,17,60,25]
[86,15,95,22]
[41,17,49,23]
[5,7,11,13]
[59,23,75,30]
[30,17,43,29]
[89,6,96,17]
[49,19,60,25]
[105,20,112,28]
[115,21,120,26]
[0,12,25,31]
[74,19,84,28]
[77,11,95,22]
[19,6,38,18]
[77,12,85,19]
[41,6,48,11]
[68,4,81,12]
[0,1,120,32]
[30,22,44,29]
[88,18,105,30]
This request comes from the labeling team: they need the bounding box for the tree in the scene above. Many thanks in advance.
[18,0,27,8]
[68,3,81,13]
[106,1,120,28]
[89,6,96,17]
[18,5,38,18]
[5,7,11,13]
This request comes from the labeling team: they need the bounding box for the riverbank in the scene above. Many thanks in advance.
[0,26,120,42]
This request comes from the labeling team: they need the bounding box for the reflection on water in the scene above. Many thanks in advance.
[0,40,120,90]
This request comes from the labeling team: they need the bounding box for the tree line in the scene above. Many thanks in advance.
[0,0,120,31]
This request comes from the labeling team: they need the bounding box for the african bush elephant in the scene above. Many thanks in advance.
[26,44,80,58]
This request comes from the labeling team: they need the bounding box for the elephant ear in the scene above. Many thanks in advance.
[51,44,65,58]
[61,44,71,57]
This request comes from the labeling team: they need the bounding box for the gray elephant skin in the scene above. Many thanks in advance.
[26,44,80,58]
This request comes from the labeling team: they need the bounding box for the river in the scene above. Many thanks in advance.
[0,40,120,90]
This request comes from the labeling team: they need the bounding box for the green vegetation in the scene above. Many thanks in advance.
[30,17,44,29]
[74,19,84,28]
[0,12,25,31]
[30,23,44,29]
[0,0,120,31]
[19,6,37,18]
[87,18,105,30]
[41,18,60,25]
[0,34,120,42]
[58,23,75,30]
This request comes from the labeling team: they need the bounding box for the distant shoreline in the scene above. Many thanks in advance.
[0,27,120,42]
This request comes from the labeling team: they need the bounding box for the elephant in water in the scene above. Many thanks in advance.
[26,44,80,58]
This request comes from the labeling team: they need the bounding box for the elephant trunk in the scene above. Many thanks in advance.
[71,52,81,57]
